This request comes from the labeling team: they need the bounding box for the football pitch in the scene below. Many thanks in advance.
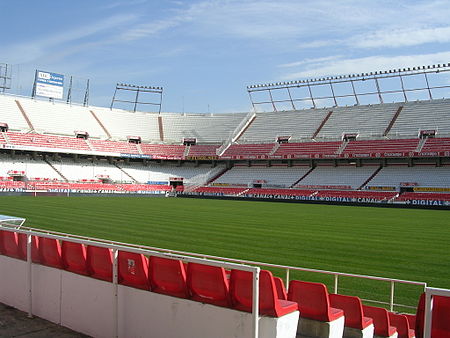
[0,195,448,310]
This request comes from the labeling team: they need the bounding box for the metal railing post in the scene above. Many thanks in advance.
[390,281,395,312]
[252,267,260,338]
[334,274,339,294]
[27,233,33,318]
[113,249,119,338]
[285,268,290,292]
[424,291,433,338]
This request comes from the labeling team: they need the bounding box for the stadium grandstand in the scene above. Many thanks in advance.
[0,63,449,338]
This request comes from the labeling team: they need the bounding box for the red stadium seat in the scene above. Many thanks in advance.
[118,251,150,290]
[0,230,21,259]
[230,269,298,317]
[17,233,40,263]
[287,280,343,322]
[388,312,415,338]
[415,292,450,338]
[38,237,64,269]
[61,241,89,275]
[404,314,416,331]
[273,276,287,300]
[148,256,189,298]
[329,293,373,330]
[363,305,397,337]
[86,245,113,282]
[186,262,231,307]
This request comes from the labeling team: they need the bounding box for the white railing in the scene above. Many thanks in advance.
[0,225,261,338]
[7,224,428,313]
[424,287,450,338]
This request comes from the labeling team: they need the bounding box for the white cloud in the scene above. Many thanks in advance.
[280,51,450,80]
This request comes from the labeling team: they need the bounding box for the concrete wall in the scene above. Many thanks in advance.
[0,255,299,338]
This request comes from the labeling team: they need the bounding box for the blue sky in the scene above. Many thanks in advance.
[1,0,450,113]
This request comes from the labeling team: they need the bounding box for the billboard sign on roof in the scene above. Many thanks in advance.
[35,70,64,99]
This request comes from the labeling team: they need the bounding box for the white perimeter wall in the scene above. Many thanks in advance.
[0,255,299,338]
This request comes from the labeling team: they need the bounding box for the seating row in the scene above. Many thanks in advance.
[0,233,297,318]
[1,232,449,337]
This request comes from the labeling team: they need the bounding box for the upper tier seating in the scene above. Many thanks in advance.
[388,99,450,137]
[230,269,298,317]
[187,144,219,157]
[0,95,30,130]
[89,139,139,154]
[274,141,341,158]
[363,305,397,338]
[7,132,91,152]
[92,107,160,141]
[343,138,419,156]
[161,112,245,143]
[368,165,450,189]
[18,97,107,137]
[420,137,450,154]
[213,165,311,187]
[139,144,185,158]
[221,143,275,158]
[317,103,402,139]
[240,109,330,142]
[297,165,378,189]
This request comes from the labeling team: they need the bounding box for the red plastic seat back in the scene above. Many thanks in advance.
[415,293,450,338]
[273,277,287,300]
[148,256,188,298]
[363,305,397,337]
[61,241,89,275]
[86,245,112,282]
[0,230,21,259]
[187,262,231,307]
[38,237,63,269]
[288,280,333,322]
[230,269,284,316]
[389,312,413,338]
[17,233,40,262]
[118,251,150,290]
[330,293,371,329]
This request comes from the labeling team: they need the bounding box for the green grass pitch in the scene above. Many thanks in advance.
[0,195,448,311]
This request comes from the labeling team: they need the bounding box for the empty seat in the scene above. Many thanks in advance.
[38,237,64,269]
[186,262,231,307]
[61,241,89,275]
[388,312,415,338]
[86,245,113,282]
[273,276,287,300]
[118,251,150,290]
[288,280,344,322]
[363,305,397,337]
[404,315,415,332]
[0,230,21,259]
[415,293,450,338]
[17,233,40,263]
[230,269,298,317]
[148,256,189,298]
[330,293,374,330]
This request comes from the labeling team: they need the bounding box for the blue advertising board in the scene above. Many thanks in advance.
[35,70,64,99]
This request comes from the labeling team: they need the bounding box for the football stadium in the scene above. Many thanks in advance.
[0,60,449,338]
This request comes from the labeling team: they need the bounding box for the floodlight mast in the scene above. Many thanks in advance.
[247,63,450,112]
[110,83,163,113]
